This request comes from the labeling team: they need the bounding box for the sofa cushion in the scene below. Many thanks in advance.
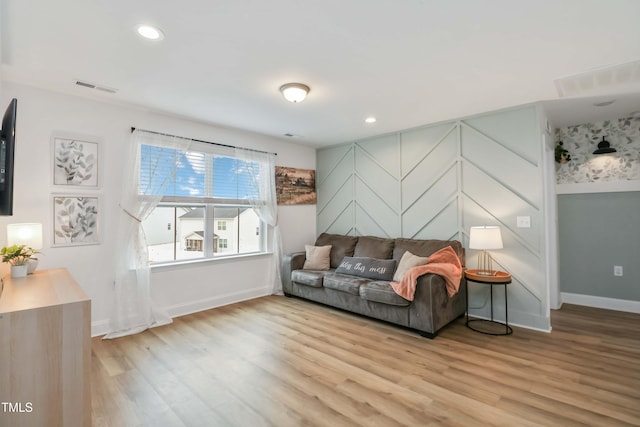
[393,238,464,267]
[323,273,370,295]
[291,270,328,288]
[302,244,331,270]
[393,250,430,282]
[315,233,359,269]
[354,236,394,260]
[335,256,397,281]
[360,281,411,307]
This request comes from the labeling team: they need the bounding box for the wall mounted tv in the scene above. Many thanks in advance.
[0,98,17,216]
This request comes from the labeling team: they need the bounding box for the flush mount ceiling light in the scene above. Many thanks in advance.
[136,24,164,40]
[365,117,377,124]
[279,83,310,103]
[593,136,617,155]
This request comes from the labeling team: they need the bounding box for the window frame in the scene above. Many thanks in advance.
[146,202,266,265]
[140,142,268,266]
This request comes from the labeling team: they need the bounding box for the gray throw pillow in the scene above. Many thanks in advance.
[335,256,396,281]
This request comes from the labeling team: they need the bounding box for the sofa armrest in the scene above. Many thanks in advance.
[408,273,467,335]
[281,251,306,294]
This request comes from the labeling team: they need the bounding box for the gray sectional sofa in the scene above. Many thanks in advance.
[281,233,467,338]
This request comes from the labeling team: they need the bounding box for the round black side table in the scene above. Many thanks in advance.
[465,269,513,336]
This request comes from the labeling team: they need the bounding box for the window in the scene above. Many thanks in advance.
[140,143,265,264]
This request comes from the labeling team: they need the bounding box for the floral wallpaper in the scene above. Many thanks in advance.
[555,115,640,184]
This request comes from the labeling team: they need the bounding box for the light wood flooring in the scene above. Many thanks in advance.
[91,297,640,426]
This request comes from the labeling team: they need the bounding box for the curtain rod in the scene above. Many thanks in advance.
[130,127,277,156]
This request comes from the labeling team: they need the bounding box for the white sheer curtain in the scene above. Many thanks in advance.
[235,147,283,295]
[104,130,191,339]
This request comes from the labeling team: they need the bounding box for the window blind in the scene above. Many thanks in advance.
[140,144,260,203]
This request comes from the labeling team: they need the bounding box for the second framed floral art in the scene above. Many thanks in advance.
[52,194,100,247]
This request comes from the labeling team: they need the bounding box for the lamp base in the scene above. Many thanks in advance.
[476,250,496,275]
[475,269,496,276]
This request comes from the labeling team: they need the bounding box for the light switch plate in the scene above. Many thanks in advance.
[516,216,531,228]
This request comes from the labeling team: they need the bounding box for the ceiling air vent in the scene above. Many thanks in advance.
[95,86,118,94]
[75,80,95,89]
[554,59,640,97]
[75,79,118,94]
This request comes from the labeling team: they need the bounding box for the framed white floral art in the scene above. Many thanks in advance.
[52,136,100,188]
[52,194,100,247]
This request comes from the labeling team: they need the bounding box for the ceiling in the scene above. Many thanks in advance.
[2,0,640,147]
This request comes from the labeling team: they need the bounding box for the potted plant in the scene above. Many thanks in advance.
[1,244,38,278]
[555,141,571,163]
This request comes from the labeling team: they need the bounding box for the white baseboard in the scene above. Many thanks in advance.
[561,292,640,314]
[91,319,111,337]
[91,285,271,337]
[467,313,552,334]
[508,322,552,334]
[164,285,271,319]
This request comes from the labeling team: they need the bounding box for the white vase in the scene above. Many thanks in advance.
[26,259,39,275]
[11,264,28,278]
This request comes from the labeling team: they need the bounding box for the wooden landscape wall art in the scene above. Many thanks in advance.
[276,166,317,205]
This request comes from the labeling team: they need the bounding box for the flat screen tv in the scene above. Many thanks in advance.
[0,98,17,216]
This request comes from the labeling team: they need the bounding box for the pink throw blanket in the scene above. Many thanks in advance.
[390,246,463,301]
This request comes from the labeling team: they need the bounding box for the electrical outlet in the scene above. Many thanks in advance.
[516,216,531,228]
[614,266,623,277]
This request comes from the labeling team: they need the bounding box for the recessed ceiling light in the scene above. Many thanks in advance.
[136,24,164,40]
[365,117,377,124]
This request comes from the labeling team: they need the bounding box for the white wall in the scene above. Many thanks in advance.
[0,82,317,335]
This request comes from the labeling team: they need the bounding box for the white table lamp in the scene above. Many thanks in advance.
[469,226,503,275]
[7,223,43,249]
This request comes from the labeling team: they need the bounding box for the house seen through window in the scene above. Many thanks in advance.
[140,143,265,264]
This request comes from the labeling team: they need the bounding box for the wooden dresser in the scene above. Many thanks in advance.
[0,268,91,427]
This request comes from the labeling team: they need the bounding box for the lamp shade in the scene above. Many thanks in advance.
[7,223,43,249]
[593,136,616,155]
[469,226,503,250]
